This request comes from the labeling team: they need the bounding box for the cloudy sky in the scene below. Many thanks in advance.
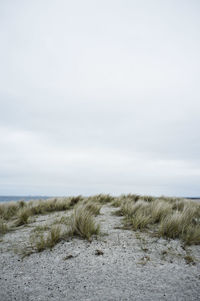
[0,0,200,197]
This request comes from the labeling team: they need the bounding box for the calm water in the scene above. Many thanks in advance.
[0,196,52,203]
[0,196,199,203]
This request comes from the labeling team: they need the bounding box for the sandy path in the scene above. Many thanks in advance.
[0,205,200,301]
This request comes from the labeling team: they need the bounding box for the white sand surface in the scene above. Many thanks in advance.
[0,205,200,301]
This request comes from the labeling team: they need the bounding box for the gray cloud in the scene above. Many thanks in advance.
[0,0,200,196]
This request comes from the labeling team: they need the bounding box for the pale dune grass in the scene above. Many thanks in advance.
[30,225,63,252]
[0,202,20,220]
[141,195,156,202]
[149,200,173,223]
[82,202,102,216]
[16,208,32,226]
[68,205,100,240]
[0,217,8,235]
[117,197,200,245]
[0,196,83,222]
[87,194,114,204]
[1,195,200,246]
[25,203,101,254]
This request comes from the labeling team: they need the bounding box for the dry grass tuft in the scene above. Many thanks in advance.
[149,200,172,223]
[89,194,114,204]
[158,203,200,244]
[0,197,77,224]
[122,200,147,218]
[16,208,32,226]
[124,194,140,202]
[141,195,155,202]
[30,225,62,252]
[0,202,19,220]
[0,218,8,235]
[69,195,83,207]
[129,214,152,230]
[118,196,200,245]
[111,195,140,208]
[158,211,186,239]
[180,225,200,246]
[111,198,122,207]
[29,198,72,215]
[68,205,100,240]
[84,202,101,216]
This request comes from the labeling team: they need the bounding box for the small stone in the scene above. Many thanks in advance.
[95,249,104,256]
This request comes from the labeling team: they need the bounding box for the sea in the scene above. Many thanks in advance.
[0,196,52,203]
[0,196,199,203]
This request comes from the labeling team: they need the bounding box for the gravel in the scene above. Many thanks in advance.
[0,205,200,301]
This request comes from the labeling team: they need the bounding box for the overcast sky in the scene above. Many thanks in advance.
[0,0,200,197]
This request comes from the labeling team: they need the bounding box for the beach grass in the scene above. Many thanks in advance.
[116,196,200,245]
[68,204,100,240]
[1,194,200,247]
[24,202,101,254]
[0,217,8,235]
[30,225,63,252]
